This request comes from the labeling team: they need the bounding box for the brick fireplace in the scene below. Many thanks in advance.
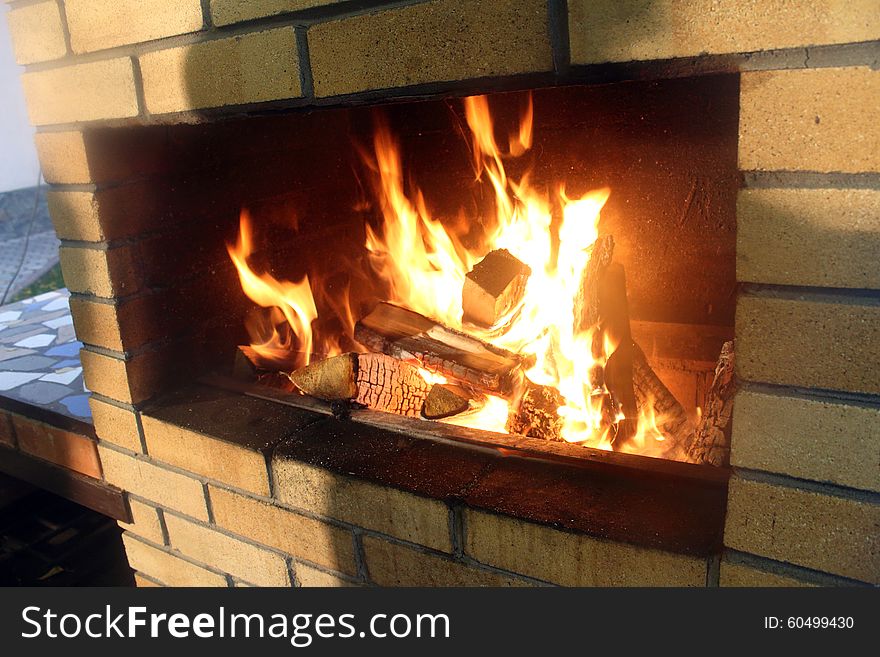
[6,0,878,587]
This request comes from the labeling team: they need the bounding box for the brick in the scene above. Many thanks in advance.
[295,563,358,587]
[0,412,14,447]
[68,295,159,353]
[36,128,171,185]
[47,183,164,243]
[465,509,706,586]
[737,188,880,289]
[719,559,815,588]
[308,0,552,97]
[724,476,880,584]
[364,537,526,587]
[142,386,319,496]
[47,191,100,242]
[119,498,165,544]
[98,445,209,521]
[273,460,452,552]
[122,534,226,586]
[211,0,337,26]
[22,58,139,126]
[139,29,301,115]
[739,67,880,173]
[164,514,290,586]
[731,389,880,493]
[65,0,203,54]
[80,350,165,406]
[568,0,880,64]
[7,1,67,65]
[133,572,163,587]
[736,295,880,395]
[34,132,91,185]
[210,486,356,575]
[59,245,140,299]
[88,397,142,453]
[12,415,101,479]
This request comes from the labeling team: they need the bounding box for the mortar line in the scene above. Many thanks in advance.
[723,549,873,587]
[737,380,880,411]
[733,467,880,504]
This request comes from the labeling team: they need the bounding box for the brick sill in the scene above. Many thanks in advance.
[150,381,728,558]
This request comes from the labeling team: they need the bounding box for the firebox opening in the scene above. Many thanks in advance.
[130,73,738,468]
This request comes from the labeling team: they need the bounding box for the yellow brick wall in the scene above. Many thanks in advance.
[64,0,203,53]
[568,0,880,65]
[729,43,879,587]
[5,0,878,588]
[6,1,67,65]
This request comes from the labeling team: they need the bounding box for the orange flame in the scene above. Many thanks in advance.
[227,210,318,369]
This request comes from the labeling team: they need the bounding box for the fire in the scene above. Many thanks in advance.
[229,94,672,457]
[362,116,476,327]
[227,210,319,369]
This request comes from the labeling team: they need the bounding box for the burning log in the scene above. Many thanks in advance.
[684,341,735,466]
[631,342,693,447]
[462,248,531,328]
[506,382,565,441]
[597,263,639,449]
[232,345,260,380]
[573,234,614,336]
[354,302,525,395]
[290,352,430,418]
[422,383,485,420]
[289,353,357,400]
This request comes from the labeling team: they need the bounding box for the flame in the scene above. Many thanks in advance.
[229,94,682,458]
[616,392,676,459]
[361,117,476,327]
[227,210,319,369]
[440,395,510,434]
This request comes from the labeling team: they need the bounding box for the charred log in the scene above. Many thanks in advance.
[232,345,260,380]
[573,234,614,336]
[354,302,526,395]
[290,352,431,418]
[598,263,638,449]
[506,382,565,441]
[684,341,735,466]
[631,342,693,447]
[462,248,531,328]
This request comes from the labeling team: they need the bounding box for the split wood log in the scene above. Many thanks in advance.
[506,382,565,441]
[462,248,531,328]
[354,302,526,395]
[289,352,431,418]
[598,263,639,449]
[234,344,303,374]
[631,342,694,447]
[232,345,260,380]
[684,341,735,466]
[573,234,614,336]
[422,384,485,420]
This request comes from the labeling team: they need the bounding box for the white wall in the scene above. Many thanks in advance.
[0,5,41,193]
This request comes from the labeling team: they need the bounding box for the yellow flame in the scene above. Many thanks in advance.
[440,395,510,434]
[362,118,476,327]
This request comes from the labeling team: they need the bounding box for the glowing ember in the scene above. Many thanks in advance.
[228,94,675,458]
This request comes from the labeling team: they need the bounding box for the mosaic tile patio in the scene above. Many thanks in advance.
[0,289,90,422]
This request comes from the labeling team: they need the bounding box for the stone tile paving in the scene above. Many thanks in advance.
[0,186,60,304]
[0,289,90,422]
